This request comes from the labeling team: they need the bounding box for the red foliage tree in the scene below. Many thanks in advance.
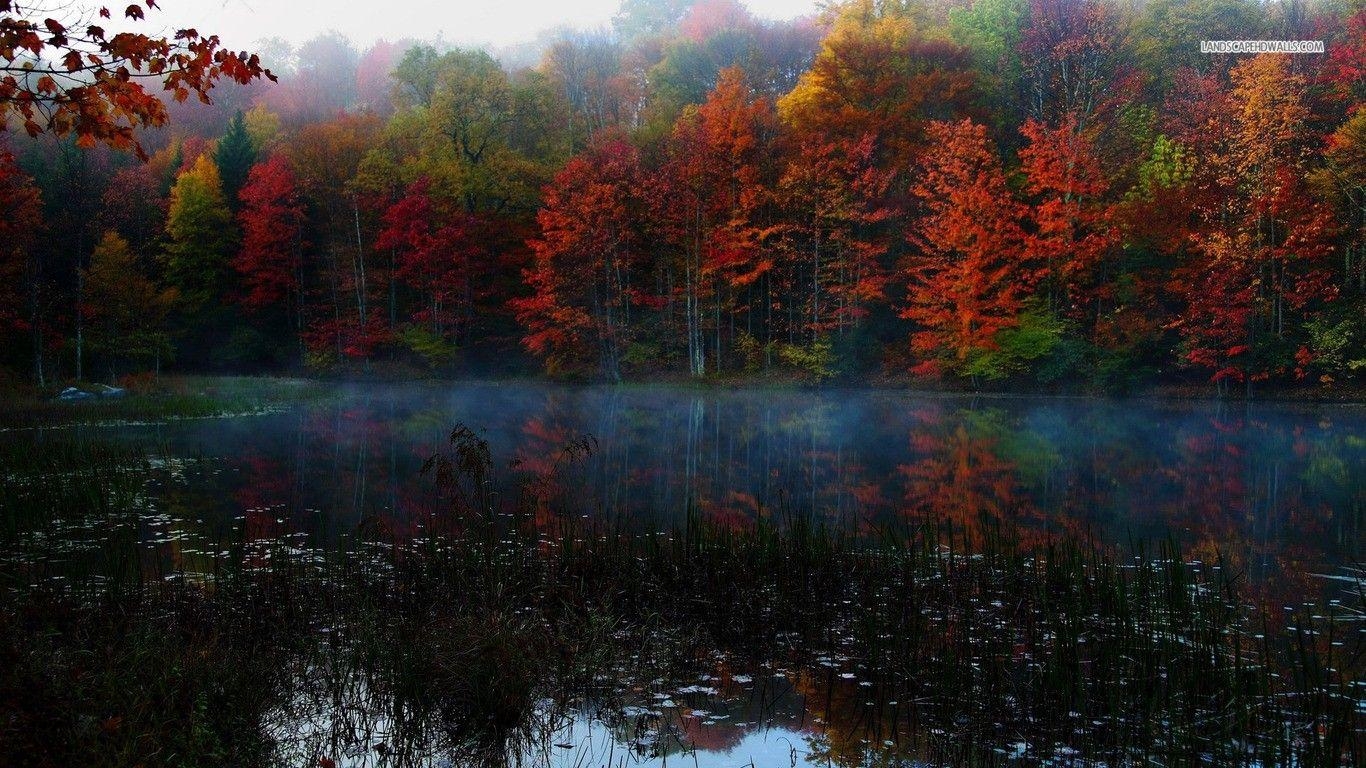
[1180,169,1338,385]
[904,119,1030,376]
[1321,9,1365,107]
[99,162,164,252]
[374,177,478,345]
[515,135,646,381]
[0,149,45,382]
[0,149,40,332]
[234,155,305,325]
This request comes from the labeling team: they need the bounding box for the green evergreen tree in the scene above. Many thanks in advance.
[215,110,257,210]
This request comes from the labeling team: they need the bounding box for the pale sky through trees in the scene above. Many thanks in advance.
[153,0,823,50]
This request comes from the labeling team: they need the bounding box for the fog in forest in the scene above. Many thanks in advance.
[1,1,1363,765]
[157,0,822,49]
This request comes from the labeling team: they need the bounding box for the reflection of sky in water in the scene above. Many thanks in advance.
[526,674,871,768]
[546,718,820,768]
[269,668,868,768]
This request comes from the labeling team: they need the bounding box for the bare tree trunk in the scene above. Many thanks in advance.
[685,205,705,378]
[764,271,772,370]
[811,223,821,346]
[75,264,83,381]
[329,249,343,361]
[352,198,369,371]
[28,248,45,387]
[714,287,721,375]
[294,234,306,363]
[352,198,368,328]
[388,249,397,335]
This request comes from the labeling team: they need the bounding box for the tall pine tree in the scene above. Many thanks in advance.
[215,111,258,212]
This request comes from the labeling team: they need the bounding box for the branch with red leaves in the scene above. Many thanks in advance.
[0,1,274,158]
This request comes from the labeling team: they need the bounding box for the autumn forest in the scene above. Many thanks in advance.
[3,2,1365,764]
[2,0,1364,394]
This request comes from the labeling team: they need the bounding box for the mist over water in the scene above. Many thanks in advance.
[38,383,1363,592]
[7,382,1363,766]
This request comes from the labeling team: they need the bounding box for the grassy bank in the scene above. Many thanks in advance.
[0,431,1360,767]
[0,376,332,430]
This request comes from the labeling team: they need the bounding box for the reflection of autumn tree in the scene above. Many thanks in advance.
[125,388,1357,618]
[233,454,295,535]
[507,392,893,532]
[788,670,919,768]
[896,405,1030,542]
[292,400,421,535]
[674,708,745,755]
[1165,415,1347,604]
[513,412,587,525]
[510,393,653,529]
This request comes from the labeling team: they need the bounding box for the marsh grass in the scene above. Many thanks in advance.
[0,429,1360,767]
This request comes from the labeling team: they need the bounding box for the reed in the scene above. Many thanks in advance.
[0,428,1359,767]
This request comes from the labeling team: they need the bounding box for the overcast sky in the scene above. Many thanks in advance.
[151,0,823,50]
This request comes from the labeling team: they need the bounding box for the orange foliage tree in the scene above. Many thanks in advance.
[904,119,1030,378]
[660,67,776,377]
[1175,55,1340,388]
[1018,114,1116,321]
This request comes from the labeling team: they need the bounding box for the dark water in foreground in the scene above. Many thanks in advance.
[14,383,1364,766]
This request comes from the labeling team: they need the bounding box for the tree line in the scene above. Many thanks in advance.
[1,0,1363,393]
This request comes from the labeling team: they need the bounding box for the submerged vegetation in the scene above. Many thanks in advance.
[1,428,1359,767]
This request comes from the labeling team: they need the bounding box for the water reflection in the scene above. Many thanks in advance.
[265,658,1009,768]
[8,387,1362,767]
[54,384,1357,593]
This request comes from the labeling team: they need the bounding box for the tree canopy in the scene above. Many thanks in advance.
[1,0,1362,396]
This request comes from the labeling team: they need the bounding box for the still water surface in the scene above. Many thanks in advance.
[50,383,1359,577]
[28,383,1365,766]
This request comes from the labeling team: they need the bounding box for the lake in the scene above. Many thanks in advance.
[35,383,1360,582]
[9,382,1364,766]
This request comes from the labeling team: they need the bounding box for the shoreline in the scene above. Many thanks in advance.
[9,372,1365,410]
[300,371,1366,405]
